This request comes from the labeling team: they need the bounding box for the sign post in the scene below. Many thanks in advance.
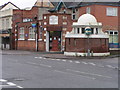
[85,27,92,57]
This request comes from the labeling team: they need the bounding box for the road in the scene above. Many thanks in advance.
[1,53,119,88]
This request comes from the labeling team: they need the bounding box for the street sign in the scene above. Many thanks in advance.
[32,24,36,27]
[85,27,92,35]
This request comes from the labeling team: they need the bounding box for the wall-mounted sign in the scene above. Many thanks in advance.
[49,15,58,25]
[32,24,36,27]
[85,27,92,35]
[23,18,32,22]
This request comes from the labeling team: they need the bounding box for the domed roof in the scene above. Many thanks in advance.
[77,14,97,25]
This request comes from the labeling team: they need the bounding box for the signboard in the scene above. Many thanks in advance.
[32,24,36,27]
[49,15,58,25]
[85,27,92,35]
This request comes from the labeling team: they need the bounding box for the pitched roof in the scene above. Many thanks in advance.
[49,0,120,12]
[0,2,20,10]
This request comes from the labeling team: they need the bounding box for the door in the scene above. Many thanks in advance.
[49,31,61,51]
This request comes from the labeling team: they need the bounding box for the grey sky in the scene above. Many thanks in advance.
[0,0,119,9]
[0,0,37,9]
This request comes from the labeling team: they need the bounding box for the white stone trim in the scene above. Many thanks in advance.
[44,28,47,31]
[64,52,110,56]
[18,39,25,40]
[38,39,42,41]
[44,34,46,36]
[28,39,35,41]
[65,34,109,38]
[15,34,17,36]
[110,48,120,50]
[44,39,46,42]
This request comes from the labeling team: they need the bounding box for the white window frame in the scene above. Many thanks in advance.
[19,27,25,39]
[86,7,91,14]
[29,27,35,40]
[106,7,118,16]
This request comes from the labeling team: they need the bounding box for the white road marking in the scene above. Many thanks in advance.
[69,60,73,63]
[75,61,80,63]
[27,62,37,65]
[39,57,43,59]
[16,86,23,88]
[43,58,46,59]
[51,59,56,60]
[89,62,96,66]
[0,79,23,88]
[40,64,52,68]
[0,79,7,82]
[66,69,112,79]
[97,65,105,67]
[82,62,88,64]
[7,82,16,86]
[34,57,38,58]
[62,60,66,62]
[54,70,96,80]
[56,59,60,61]
[106,65,116,69]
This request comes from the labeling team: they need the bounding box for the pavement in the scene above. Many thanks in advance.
[0,50,120,60]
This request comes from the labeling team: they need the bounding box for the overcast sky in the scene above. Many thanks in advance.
[0,0,37,9]
[0,0,119,9]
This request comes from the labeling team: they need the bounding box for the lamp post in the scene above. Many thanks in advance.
[85,27,92,57]
[33,16,39,52]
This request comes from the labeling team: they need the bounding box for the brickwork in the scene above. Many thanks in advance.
[65,38,109,53]
[79,5,118,32]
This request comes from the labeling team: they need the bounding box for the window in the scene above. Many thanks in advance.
[63,22,67,25]
[107,7,118,16]
[19,27,24,39]
[82,28,85,34]
[110,31,113,35]
[72,15,76,20]
[72,8,76,13]
[86,7,91,14]
[29,27,35,39]
[114,32,118,35]
[72,8,76,20]
[91,28,94,34]
[2,19,5,29]
[6,19,9,28]
[77,28,80,34]
[63,16,67,19]
[106,31,119,45]
[96,28,98,34]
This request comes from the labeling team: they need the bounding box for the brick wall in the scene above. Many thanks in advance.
[65,38,109,53]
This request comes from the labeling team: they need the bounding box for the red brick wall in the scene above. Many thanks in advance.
[79,5,118,32]
[65,38,109,53]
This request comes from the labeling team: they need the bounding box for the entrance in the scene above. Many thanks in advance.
[49,31,61,51]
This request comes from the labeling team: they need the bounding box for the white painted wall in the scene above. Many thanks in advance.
[0,3,19,30]
[1,3,18,11]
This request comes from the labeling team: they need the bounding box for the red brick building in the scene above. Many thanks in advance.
[12,0,54,51]
[78,2,119,50]
[12,1,120,52]
[64,14,110,56]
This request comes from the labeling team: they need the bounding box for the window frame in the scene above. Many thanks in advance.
[29,27,35,39]
[19,27,25,39]
[106,7,118,16]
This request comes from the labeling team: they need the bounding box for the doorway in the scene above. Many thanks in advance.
[49,31,61,51]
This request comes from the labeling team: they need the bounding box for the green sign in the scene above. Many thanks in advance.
[85,27,92,35]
